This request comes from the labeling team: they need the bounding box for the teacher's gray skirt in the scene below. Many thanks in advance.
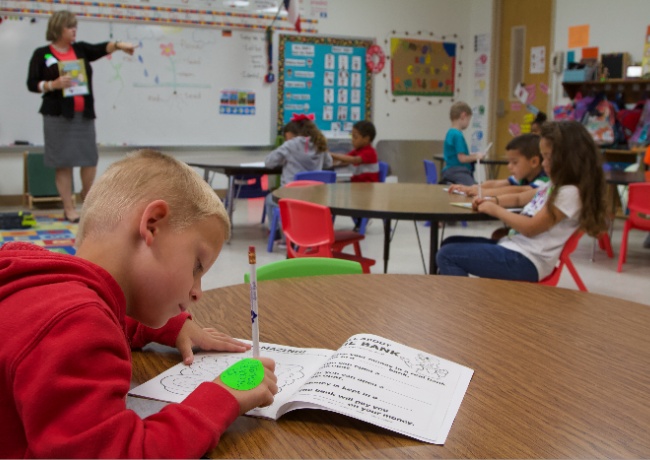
[43,113,98,168]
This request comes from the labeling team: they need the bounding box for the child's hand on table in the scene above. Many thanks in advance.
[473,196,500,214]
[176,319,251,365]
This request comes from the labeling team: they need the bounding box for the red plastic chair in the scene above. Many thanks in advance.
[278,198,376,273]
[287,180,365,257]
[617,183,650,272]
[539,230,588,291]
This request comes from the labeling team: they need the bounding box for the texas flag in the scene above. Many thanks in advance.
[283,0,301,32]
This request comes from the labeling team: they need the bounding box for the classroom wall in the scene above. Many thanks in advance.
[551,0,650,107]
[0,0,494,196]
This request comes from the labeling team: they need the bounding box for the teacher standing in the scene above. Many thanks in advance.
[27,11,135,222]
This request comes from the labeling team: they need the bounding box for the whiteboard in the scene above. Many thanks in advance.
[0,17,274,146]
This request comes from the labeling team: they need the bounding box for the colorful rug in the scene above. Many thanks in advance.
[0,214,77,255]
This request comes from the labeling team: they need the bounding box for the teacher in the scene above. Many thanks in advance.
[27,11,135,222]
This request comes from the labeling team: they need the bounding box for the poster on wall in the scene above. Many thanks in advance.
[278,34,373,138]
[470,33,490,154]
[390,38,456,96]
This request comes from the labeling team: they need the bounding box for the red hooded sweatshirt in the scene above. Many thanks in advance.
[0,242,239,458]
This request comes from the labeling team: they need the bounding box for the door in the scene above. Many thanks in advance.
[494,0,553,175]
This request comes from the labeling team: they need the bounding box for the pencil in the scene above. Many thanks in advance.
[248,246,260,358]
[477,156,482,199]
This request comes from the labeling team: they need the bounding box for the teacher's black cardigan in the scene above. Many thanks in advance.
[27,41,109,119]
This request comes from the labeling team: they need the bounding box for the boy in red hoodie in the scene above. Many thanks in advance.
[0,150,278,458]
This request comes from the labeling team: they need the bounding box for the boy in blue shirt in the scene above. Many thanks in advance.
[448,133,548,197]
[441,101,485,185]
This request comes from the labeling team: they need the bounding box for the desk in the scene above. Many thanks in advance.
[602,147,645,166]
[186,153,281,236]
[129,275,650,458]
[433,154,508,180]
[273,183,494,274]
[604,170,650,219]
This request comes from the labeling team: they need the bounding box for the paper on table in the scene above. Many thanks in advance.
[239,161,265,167]
[451,202,522,212]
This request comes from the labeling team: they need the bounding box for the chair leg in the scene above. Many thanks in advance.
[599,232,614,258]
[261,202,267,224]
[266,208,281,253]
[617,224,631,272]
[565,259,588,292]
[358,218,369,235]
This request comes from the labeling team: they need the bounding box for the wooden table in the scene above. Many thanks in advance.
[129,275,650,458]
[433,153,508,180]
[273,183,494,274]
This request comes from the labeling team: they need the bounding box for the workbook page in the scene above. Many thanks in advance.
[277,334,473,444]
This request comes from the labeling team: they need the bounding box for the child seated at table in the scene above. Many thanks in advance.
[330,120,380,182]
[264,113,333,234]
[437,121,607,282]
[441,101,485,186]
[0,150,278,458]
[448,133,548,197]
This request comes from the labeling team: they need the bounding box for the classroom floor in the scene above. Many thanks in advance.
[3,199,648,306]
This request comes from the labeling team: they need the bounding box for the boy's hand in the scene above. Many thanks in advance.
[448,184,476,196]
[176,319,251,365]
[214,357,278,414]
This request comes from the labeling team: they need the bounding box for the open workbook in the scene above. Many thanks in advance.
[129,334,473,444]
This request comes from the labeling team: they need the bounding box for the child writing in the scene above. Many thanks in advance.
[264,113,332,232]
[437,121,607,282]
[441,101,485,185]
[0,150,278,458]
[330,120,380,182]
[448,133,548,197]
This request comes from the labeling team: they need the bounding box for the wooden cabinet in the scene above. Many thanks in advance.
[562,79,650,101]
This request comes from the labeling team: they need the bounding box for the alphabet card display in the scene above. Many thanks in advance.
[391,37,456,96]
[278,34,374,138]
[129,334,473,444]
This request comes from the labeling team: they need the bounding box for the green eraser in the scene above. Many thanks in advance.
[220,358,264,391]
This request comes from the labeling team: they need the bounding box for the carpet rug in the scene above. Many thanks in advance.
[0,214,77,255]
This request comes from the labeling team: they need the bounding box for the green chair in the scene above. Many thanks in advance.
[23,152,75,209]
[244,257,362,283]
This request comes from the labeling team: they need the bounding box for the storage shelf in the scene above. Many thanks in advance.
[562,79,650,101]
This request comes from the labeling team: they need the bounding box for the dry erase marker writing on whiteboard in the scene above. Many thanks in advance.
[248,246,260,358]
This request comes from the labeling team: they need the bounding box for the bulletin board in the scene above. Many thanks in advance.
[390,37,456,96]
[277,34,374,138]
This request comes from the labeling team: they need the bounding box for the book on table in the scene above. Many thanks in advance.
[129,333,473,444]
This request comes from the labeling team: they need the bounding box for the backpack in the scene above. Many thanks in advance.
[629,99,650,147]
[581,95,618,146]
[616,100,645,142]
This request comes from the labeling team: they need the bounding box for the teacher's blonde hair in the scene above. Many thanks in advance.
[77,149,230,244]
[46,10,78,42]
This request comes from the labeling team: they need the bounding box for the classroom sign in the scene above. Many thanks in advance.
[390,38,456,96]
[278,34,373,137]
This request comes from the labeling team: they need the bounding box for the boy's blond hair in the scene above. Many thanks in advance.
[77,149,230,244]
[449,101,472,121]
